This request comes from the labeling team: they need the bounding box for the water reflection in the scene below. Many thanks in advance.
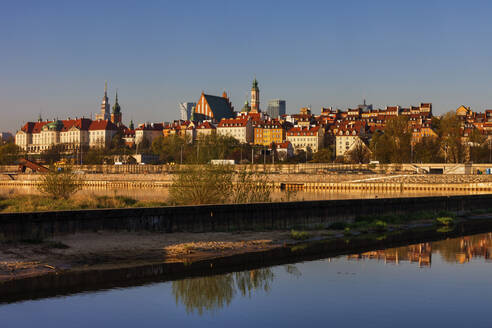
[172,268,276,315]
[172,233,492,315]
[348,232,492,267]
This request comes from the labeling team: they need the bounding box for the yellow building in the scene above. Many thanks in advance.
[253,121,284,146]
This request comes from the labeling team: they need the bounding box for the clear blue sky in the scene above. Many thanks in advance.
[2,0,492,132]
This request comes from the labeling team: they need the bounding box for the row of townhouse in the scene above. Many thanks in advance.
[15,118,120,154]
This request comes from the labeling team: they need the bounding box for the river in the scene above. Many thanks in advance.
[1,232,492,327]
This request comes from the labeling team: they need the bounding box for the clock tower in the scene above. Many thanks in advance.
[250,78,260,113]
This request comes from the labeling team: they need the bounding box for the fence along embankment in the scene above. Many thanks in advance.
[1,194,492,242]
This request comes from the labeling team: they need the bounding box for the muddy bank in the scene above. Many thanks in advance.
[2,216,492,304]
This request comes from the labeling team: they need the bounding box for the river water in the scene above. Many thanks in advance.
[2,232,492,327]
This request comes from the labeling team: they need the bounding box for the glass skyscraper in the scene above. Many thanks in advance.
[267,99,286,118]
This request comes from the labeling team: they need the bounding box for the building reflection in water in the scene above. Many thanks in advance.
[347,232,492,267]
[172,233,492,315]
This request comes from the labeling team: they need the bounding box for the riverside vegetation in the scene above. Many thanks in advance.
[0,164,272,212]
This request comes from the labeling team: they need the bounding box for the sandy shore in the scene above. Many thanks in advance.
[0,230,320,282]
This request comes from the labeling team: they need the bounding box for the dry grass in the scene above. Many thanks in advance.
[164,240,273,255]
[0,193,167,213]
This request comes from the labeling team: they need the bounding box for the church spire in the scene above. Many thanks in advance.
[112,90,120,114]
[96,81,111,121]
[111,89,122,125]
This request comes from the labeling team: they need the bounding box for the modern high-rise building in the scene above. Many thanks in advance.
[267,99,286,118]
[179,102,196,121]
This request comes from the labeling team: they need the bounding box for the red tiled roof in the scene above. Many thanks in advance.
[135,123,164,131]
[218,118,249,127]
[61,118,92,131]
[197,121,215,129]
[286,126,320,136]
[21,121,50,133]
[89,119,118,131]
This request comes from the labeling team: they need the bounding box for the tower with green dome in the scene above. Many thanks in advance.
[241,100,251,113]
[250,78,260,113]
[111,91,122,126]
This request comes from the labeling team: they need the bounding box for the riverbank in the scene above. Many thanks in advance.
[0,194,168,213]
[2,212,492,303]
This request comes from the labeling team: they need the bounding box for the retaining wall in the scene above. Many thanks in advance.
[1,195,492,241]
[2,163,492,175]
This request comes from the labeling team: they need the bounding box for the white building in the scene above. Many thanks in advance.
[217,117,253,143]
[286,126,324,153]
[15,118,118,154]
[334,121,369,157]
[135,123,164,145]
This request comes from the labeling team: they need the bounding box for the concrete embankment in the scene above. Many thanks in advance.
[1,194,492,242]
[2,172,492,193]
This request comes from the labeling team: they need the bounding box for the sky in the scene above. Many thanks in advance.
[1,0,492,132]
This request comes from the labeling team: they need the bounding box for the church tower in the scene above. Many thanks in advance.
[96,81,111,120]
[111,91,122,126]
[250,78,260,113]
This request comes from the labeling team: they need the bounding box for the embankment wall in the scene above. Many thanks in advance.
[1,195,491,241]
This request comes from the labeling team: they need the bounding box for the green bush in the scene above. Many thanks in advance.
[37,166,83,200]
[290,230,310,240]
[370,220,387,232]
[436,217,454,226]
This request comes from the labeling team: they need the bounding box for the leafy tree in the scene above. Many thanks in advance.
[37,166,82,200]
[384,116,412,163]
[311,148,333,163]
[0,143,21,165]
[413,137,443,163]
[438,112,465,163]
[468,129,488,163]
[348,141,370,164]
[230,169,272,203]
[169,165,234,205]
[152,135,188,163]
[40,144,65,164]
[83,147,107,164]
[137,136,152,155]
[369,131,392,163]
[110,131,127,153]
[169,165,272,205]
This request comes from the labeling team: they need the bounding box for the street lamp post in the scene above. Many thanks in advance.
[489,138,491,163]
